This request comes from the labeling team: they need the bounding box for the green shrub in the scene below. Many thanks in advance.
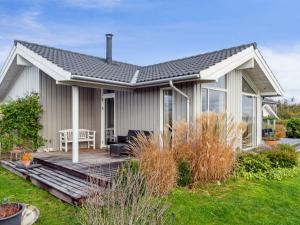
[177,160,192,187]
[286,118,300,138]
[263,144,298,168]
[238,152,272,173]
[0,93,45,152]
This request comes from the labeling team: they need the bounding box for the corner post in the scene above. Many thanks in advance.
[72,86,79,163]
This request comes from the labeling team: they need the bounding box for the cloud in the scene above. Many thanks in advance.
[61,0,121,8]
[261,45,300,102]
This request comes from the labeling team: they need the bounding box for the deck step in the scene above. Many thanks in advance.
[33,157,122,187]
[1,160,105,205]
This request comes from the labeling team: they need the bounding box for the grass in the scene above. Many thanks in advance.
[1,167,300,225]
[169,177,300,225]
[0,167,78,225]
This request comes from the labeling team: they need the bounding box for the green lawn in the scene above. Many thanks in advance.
[0,167,78,225]
[1,167,300,225]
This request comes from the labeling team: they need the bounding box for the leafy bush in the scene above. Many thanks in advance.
[238,152,271,173]
[263,144,298,168]
[237,144,300,180]
[177,160,192,187]
[0,93,45,152]
[286,118,300,138]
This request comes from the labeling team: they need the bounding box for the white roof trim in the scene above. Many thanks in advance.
[199,46,254,80]
[263,104,279,119]
[16,43,71,80]
[130,69,140,84]
[0,45,17,85]
[199,45,283,96]
[0,43,72,89]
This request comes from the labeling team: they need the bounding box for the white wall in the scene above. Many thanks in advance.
[4,66,39,100]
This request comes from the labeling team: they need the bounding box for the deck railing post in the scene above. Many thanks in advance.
[72,86,79,163]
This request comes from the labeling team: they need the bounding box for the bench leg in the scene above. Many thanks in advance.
[65,142,68,152]
[93,139,95,149]
[88,141,90,149]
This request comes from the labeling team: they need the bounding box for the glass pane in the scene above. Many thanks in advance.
[163,90,173,128]
[242,78,255,94]
[203,75,226,89]
[201,88,208,112]
[209,90,226,113]
[242,95,257,148]
[105,98,114,144]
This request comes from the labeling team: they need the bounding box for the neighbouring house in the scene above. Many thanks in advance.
[0,34,283,162]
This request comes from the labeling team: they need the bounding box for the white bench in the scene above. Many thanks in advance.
[59,129,96,152]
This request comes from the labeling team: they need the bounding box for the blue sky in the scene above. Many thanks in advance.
[1,0,300,100]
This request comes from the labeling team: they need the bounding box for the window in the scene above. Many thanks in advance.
[242,78,257,148]
[242,95,257,148]
[163,89,173,129]
[202,75,227,113]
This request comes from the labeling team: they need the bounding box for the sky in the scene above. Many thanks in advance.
[0,0,300,101]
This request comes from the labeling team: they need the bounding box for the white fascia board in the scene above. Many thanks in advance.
[0,45,17,85]
[253,49,284,96]
[16,43,71,81]
[199,46,255,80]
[262,104,279,119]
[16,55,32,66]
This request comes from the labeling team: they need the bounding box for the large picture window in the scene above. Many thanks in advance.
[202,75,227,113]
[242,77,257,148]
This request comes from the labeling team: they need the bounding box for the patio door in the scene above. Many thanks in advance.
[101,91,115,148]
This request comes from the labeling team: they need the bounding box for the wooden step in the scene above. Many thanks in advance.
[1,160,105,205]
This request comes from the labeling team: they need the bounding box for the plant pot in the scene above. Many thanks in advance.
[265,139,278,147]
[22,160,31,168]
[0,203,24,225]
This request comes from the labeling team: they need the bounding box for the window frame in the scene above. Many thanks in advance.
[201,75,227,113]
[160,87,174,133]
[241,76,259,149]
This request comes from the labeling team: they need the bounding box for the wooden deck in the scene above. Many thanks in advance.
[1,149,130,205]
[33,149,130,183]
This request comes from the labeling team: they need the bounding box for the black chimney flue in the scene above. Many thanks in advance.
[105,34,113,64]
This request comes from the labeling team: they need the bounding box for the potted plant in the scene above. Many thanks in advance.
[22,152,32,168]
[0,202,24,225]
[264,132,279,147]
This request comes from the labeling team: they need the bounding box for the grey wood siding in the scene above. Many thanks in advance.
[115,87,160,135]
[40,71,101,150]
[115,82,195,136]
[227,70,243,123]
[4,66,39,100]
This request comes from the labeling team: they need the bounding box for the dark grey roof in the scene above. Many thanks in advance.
[15,40,256,84]
[137,43,256,83]
[15,40,139,83]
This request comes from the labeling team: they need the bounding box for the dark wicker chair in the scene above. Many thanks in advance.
[109,130,152,157]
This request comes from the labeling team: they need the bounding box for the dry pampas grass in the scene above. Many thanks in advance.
[129,133,177,196]
[172,113,245,184]
[130,113,245,191]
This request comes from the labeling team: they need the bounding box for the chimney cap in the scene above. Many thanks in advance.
[105,33,113,37]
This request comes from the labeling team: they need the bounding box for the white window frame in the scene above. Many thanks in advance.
[160,87,174,133]
[100,90,116,148]
[201,76,227,112]
[242,76,259,149]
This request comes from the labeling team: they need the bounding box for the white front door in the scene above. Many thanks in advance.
[101,91,115,148]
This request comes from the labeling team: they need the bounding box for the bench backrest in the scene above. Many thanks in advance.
[60,129,93,141]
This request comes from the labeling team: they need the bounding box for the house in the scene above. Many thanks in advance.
[0,34,283,162]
